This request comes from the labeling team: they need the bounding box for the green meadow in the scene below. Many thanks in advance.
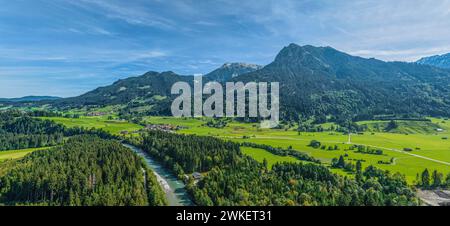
[40,116,143,135]
[141,116,450,183]
[0,147,49,162]
[41,115,450,184]
[241,146,300,169]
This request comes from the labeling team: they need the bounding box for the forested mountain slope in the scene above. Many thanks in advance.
[205,62,262,82]
[48,44,450,122]
[417,53,450,69]
[233,44,450,121]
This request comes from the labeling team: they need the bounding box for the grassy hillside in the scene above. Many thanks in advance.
[357,120,443,134]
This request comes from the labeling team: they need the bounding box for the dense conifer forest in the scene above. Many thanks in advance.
[0,110,115,151]
[0,135,167,206]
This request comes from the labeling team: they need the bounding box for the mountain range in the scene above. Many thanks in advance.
[417,53,450,69]
[45,44,450,122]
[205,62,262,82]
[0,96,61,103]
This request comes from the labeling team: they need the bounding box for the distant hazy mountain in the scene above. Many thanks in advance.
[205,62,262,82]
[417,53,450,69]
[0,96,61,102]
[50,43,450,121]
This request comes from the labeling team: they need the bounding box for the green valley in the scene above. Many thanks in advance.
[4,0,450,210]
[38,115,450,184]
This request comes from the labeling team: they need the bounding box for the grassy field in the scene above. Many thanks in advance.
[356,120,442,134]
[141,116,450,183]
[40,116,143,135]
[0,147,49,162]
[241,146,300,169]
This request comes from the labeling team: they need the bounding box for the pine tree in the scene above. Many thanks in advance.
[421,169,430,188]
[432,170,443,188]
[337,156,346,168]
[355,160,363,182]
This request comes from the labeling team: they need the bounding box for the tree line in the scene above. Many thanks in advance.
[417,168,450,189]
[0,110,116,151]
[241,142,320,163]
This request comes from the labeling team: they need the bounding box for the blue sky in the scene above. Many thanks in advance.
[1,0,450,98]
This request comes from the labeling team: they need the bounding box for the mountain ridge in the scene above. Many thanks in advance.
[0,96,61,102]
[417,53,450,69]
[231,43,450,121]
[205,62,262,82]
[49,43,450,122]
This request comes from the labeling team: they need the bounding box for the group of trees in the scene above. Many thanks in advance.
[192,154,417,206]
[135,130,241,179]
[309,140,384,156]
[0,114,65,151]
[0,133,64,151]
[331,155,359,172]
[0,110,116,151]
[297,122,325,132]
[205,119,228,129]
[309,140,340,151]
[0,135,167,206]
[296,117,357,133]
[352,145,383,155]
[418,169,450,189]
[241,142,320,163]
[137,131,418,206]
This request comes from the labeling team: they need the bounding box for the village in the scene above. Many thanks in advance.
[120,123,183,136]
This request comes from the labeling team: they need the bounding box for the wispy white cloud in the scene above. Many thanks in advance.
[0,46,168,64]
[349,46,450,62]
[2,0,450,97]
[202,0,450,61]
[68,0,176,30]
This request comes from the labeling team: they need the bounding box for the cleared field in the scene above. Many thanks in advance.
[143,116,450,183]
[356,120,442,134]
[40,117,143,135]
[0,147,49,162]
